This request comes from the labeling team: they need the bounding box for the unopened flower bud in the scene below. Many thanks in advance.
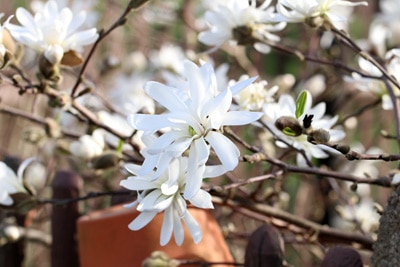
[275,116,303,137]
[91,151,121,169]
[305,15,325,28]
[45,117,62,138]
[142,251,179,267]
[308,128,330,144]
[38,52,60,82]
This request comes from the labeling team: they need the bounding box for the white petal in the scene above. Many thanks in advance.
[172,208,185,246]
[189,190,214,209]
[205,131,239,170]
[184,60,206,106]
[202,88,232,129]
[222,111,263,126]
[127,114,170,132]
[144,81,187,111]
[184,139,210,199]
[128,211,157,231]
[161,182,179,196]
[120,177,157,191]
[203,165,227,178]
[160,208,174,246]
[146,131,185,155]
[124,163,142,175]
[229,76,258,95]
[254,42,271,54]
[182,211,202,244]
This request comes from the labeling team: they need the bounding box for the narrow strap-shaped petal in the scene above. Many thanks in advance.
[182,211,202,244]
[128,211,157,231]
[222,110,263,126]
[144,81,187,111]
[205,131,239,171]
[160,207,174,246]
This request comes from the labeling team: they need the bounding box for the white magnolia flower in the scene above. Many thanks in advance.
[128,60,263,198]
[120,157,217,246]
[107,73,155,115]
[0,14,12,60]
[263,90,345,166]
[0,160,33,206]
[275,0,367,30]
[332,197,380,233]
[230,74,278,111]
[150,44,190,76]
[368,0,400,56]
[30,0,99,27]
[6,0,98,64]
[69,128,105,160]
[198,0,286,53]
[347,49,400,110]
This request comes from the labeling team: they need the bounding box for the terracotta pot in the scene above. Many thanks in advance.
[77,204,234,267]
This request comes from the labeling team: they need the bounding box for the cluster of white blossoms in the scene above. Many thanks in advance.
[198,0,368,53]
[275,0,368,29]
[6,0,98,65]
[198,0,286,53]
[120,60,263,245]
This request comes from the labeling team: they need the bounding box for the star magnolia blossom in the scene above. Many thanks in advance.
[230,74,278,111]
[263,90,345,166]
[275,0,368,30]
[198,0,286,53]
[0,160,33,206]
[128,60,263,198]
[120,158,216,246]
[6,0,98,64]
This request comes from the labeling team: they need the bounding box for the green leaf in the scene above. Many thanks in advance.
[295,90,308,119]
[282,127,298,137]
[116,139,124,154]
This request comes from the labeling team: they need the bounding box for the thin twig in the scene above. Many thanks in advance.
[70,3,136,97]
[212,196,374,250]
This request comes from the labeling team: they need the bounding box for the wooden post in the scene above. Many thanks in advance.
[51,170,82,267]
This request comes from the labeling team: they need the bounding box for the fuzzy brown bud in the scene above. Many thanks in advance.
[91,152,121,169]
[308,128,330,144]
[274,116,303,137]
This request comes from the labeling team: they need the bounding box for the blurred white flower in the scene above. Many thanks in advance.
[275,0,367,30]
[230,75,278,111]
[6,0,98,64]
[120,157,215,246]
[69,129,105,160]
[332,198,380,233]
[263,90,345,166]
[0,160,31,206]
[30,0,99,27]
[368,0,400,56]
[150,44,190,75]
[198,0,286,53]
[128,60,263,198]
[107,73,155,115]
[347,49,400,110]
